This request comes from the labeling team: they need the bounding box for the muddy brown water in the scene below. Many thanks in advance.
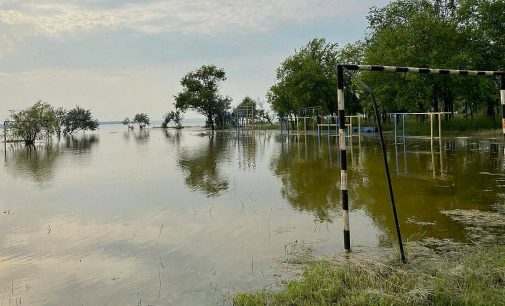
[1,126,504,305]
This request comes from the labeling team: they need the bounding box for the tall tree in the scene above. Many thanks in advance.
[175,65,231,130]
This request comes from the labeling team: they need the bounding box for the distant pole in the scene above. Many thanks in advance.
[358,115,361,138]
[402,114,405,140]
[501,75,505,138]
[337,65,350,252]
[394,114,397,145]
[430,113,434,140]
[350,117,353,138]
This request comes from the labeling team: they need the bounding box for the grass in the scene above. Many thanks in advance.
[234,245,505,306]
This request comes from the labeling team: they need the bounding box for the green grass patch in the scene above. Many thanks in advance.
[234,246,505,306]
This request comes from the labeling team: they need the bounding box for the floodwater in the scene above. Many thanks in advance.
[1,126,504,305]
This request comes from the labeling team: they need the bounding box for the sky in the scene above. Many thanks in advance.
[0,0,388,121]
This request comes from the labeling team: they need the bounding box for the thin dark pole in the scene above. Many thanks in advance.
[366,85,407,264]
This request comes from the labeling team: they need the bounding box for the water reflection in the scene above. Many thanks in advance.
[63,134,99,153]
[271,135,340,222]
[272,134,505,243]
[163,129,182,145]
[3,135,99,183]
[4,144,62,183]
[123,129,150,144]
[177,134,230,196]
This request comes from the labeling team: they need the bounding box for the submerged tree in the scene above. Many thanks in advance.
[133,113,150,129]
[63,106,99,135]
[175,65,231,130]
[54,107,67,139]
[162,110,184,129]
[10,101,57,145]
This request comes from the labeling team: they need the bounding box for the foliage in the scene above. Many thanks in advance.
[175,65,231,130]
[235,245,505,305]
[162,110,183,129]
[63,106,99,135]
[10,101,57,145]
[133,113,150,128]
[267,1,505,124]
[268,38,340,117]
[122,117,130,125]
[360,0,503,117]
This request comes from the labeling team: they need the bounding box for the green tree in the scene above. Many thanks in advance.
[175,65,231,130]
[10,101,57,145]
[268,38,340,117]
[63,106,99,135]
[362,0,501,117]
[122,117,130,125]
[133,113,150,128]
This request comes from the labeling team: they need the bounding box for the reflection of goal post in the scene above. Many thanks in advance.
[336,64,505,252]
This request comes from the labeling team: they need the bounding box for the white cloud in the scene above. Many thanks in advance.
[0,0,369,36]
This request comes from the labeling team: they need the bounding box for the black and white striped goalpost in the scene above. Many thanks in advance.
[336,64,505,253]
[337,65,350,251]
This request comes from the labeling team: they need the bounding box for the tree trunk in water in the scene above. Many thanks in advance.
[486,98,496,118]
[209,116,215,131]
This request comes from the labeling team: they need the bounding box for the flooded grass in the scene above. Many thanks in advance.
[234,244,505,306]
[235,207,505,305]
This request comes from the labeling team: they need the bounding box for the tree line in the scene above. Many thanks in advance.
[268,0,505,120]
[171,0,505,128]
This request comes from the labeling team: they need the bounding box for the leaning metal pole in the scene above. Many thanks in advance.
[361,81,407,263]
[337,65,350,252]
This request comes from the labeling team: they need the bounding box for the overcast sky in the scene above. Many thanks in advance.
[0,0,388,121]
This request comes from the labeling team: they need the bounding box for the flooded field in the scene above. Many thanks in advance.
[1,126,504,305]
